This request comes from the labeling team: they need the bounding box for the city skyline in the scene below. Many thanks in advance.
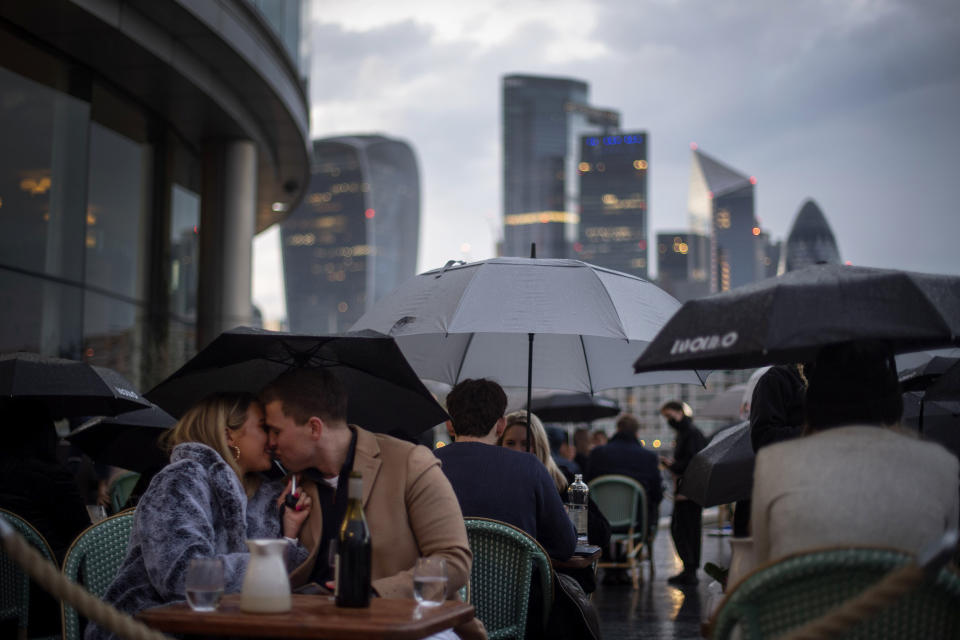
[254,0,960,323]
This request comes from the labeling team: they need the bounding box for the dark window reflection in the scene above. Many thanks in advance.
[0,65,88,279]
[170,184,200,319]
[0,269,83,358]
[82,290,144,388]
[85,122,151,301]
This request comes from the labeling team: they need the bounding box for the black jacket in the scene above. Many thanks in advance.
[668,417,706,495]
[585,431,664,522]
[750,364,806,452]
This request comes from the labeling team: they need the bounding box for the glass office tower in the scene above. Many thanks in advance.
[502,74,618,258]
[687,148,758,291]
[784,199,841,271]
[655,232,711,302]
[577,132,649,278]
[281,136,420,334]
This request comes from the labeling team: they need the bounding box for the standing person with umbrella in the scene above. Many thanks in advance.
[659,401,707,586]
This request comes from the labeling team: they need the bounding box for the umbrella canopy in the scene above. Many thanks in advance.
[67,404,175,472]
[529,392,620,423]
[0,352,150,418]
[634,264,960,373]
[350,257,706,395]
[146,327,449,439]
[680,421,754,508]
[897,348,960,392]
[925,359,960,402]
[699,383,749,420]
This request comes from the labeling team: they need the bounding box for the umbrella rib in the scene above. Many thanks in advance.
[579,335,595,394]
[453,333,476,384]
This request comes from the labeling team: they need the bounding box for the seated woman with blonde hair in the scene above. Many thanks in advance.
[86,393,311,640]
[499,410,610,592]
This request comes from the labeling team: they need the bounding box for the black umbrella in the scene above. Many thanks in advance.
[529,392,620,423]
[0,352,150,418]
[925,359,960,402]
[898,355,960,392]
[67,404,176,472]
[680,421,754,508]
[634,264,960,373]
[146,327,449,438]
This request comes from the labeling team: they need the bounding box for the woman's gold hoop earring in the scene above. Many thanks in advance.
[230,444,241,461]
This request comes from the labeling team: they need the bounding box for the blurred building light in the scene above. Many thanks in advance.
[690,142,698,150]
[633,159,648,170]
[271,202,287,212]
[752,227,761,236]
[460,242,471,253]
[578,162,591,172]
[365,209,376,219]
[337,302,348,312]
[652,439,661,448]
[749,176,758,185]
[504,211,579,226]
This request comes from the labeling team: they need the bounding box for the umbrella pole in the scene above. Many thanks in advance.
[526,242,536,453]
[526,332,533,452]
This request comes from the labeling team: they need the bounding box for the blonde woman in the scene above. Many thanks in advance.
[499,411,610,548]
[87,393,311,640]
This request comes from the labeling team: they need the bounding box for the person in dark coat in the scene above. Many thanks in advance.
[660,401,707,585]
[585,414,663,585]
[734,363,809,536]
[546,426,582,478]
[0,400,91,638]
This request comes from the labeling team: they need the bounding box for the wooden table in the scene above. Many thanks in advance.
[137,594,475,640]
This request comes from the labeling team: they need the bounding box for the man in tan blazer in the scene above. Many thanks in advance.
[260,368,485,639]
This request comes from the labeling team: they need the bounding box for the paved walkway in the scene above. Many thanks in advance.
[592,516,732,639]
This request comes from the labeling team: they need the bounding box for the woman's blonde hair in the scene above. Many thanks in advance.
[160,392,261,493]
[500,410,568,492]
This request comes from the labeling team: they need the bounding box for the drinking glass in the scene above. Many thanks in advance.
[413,557,447,607]
[185,557,225,612]
[86,505,107,523]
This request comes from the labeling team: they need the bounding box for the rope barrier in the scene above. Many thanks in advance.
[0,518,171,640]
[780,564,925,640]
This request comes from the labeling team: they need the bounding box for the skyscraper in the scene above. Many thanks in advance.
[281,135,420,334]
[502,74,618,258]
[687,148,758,291]
[655,231,710,302]
[577,132,649,277]
[784,199,841,271]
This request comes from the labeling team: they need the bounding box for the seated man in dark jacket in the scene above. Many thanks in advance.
[436,378,576,560]
[585,414,663,584]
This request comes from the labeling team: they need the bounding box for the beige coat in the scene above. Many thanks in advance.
[291,427,485,639]
[751,425,959,566]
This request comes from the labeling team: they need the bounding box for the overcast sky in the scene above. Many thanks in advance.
[253,0,960,323]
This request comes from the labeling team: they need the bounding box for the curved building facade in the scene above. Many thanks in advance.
[0,0,310,389]
[784,199,841,271]
[281,136,420,334]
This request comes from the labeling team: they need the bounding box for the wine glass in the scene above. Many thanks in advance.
[413,557,447,607]
[185,557,225,611]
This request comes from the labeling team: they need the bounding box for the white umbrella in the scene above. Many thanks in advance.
[351,257,706,420]
[699,383,749,420]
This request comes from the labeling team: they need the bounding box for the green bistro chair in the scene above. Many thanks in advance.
[108,472,140,514]
[464,518,554,640]
[588,474,650,587]
[61,511,135,640]
[0,508,59,640]
[711,547,960,640]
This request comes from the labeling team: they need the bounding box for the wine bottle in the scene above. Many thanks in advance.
[335,470,371,607]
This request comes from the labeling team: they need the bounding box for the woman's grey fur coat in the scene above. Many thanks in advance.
[85,443,308,640]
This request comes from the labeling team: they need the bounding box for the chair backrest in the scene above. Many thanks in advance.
[712,547,960,640]
[588,474,647,534]
[0,508,57,636]
[464,518,554,640]
[108,471,140,513]
[61,511,135,640]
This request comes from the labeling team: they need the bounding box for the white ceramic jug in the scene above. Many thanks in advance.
[240,539,291,613]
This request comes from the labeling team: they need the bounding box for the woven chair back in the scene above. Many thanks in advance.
[464,518,553,640]
[712,547,960,640]
[1,508,58,639]
[61,511,135,640]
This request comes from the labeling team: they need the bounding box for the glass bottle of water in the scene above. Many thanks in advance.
[566,474,589,544]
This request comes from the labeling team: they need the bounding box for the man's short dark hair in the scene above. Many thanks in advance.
[445,378,507,438]
[260,367,348,425]
[616,414,640,434]
[805,340,902,431]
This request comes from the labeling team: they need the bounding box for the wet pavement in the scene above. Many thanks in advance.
[592,517,730,639]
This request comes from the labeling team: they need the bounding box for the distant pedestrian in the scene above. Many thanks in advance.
[660,401,707,586]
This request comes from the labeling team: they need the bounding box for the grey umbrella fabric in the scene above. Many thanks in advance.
[0,352,150,418]
[699,383,749,420]
[146,327,449,438]
[680,421,754,508]
[350,257,706,394]
[634,264,960,373]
